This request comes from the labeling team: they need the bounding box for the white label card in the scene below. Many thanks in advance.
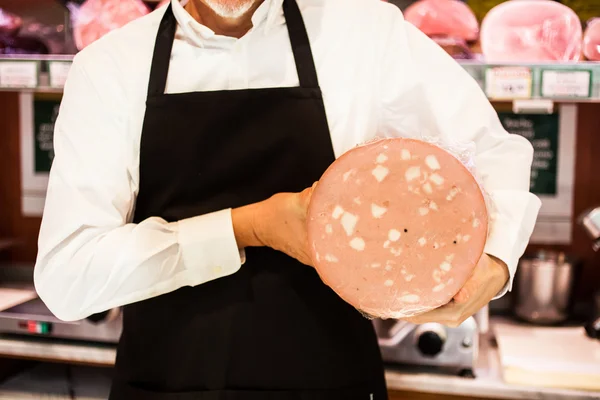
[541,70,591,98]
[0,61,38,88]
[485,67,532,99]
[49,61,72,88]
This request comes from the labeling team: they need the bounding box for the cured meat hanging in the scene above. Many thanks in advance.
[307,138,488,319]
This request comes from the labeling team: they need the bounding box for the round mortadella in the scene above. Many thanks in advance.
[307,138,488,319]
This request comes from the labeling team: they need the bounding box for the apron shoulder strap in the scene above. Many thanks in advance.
[147,3,177,98]
[283,0,320,89]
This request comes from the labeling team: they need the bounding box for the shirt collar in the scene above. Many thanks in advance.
[171,0,284,47]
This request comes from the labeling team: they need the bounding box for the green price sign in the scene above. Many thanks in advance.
[498,112,560,196]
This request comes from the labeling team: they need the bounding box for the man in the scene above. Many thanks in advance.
[34,0,541,398]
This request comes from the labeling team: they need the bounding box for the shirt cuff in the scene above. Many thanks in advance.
[483,191,542,299]
[177,208,243,284]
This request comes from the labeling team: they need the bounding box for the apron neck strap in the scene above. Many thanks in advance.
[147,0,320,98]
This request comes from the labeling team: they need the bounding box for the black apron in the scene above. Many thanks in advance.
[109,2,387,399]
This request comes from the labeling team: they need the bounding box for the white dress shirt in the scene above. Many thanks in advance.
[35,0,541,321]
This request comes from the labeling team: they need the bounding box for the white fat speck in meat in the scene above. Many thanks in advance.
[405,274,415,282]
[315,253,321,262]
[429,173,445,186]
[456,234,462,243]
[419,207,429,216]
[383,240,390,249]
[332,205,344,219]
[399,294,420,303]
[341,212,358,236]
[349,237,365,251]
[388,229,401,242]
[433,269,442,283]
[343,169,356,182]
[353,197,362,205]
[447,278,454,285]
[385,265,393,271]
[325,224,333,234]
[376,153,388,164]
[371,263,381,268]
[433,242,440,249]
[425,155,441,170]
[371,165,389,182]
[440,261,452,272]
[429,201,438,211]
[422,182,433,194]
[371,204,387,218]
[433,283,446,292]
[401,149,411,160]
[405,166,421,182]
[390,248,403,256]
[384,280,394,287]
[473,218,481,228]
[446,187,459,201]
[325,254,339,263]
[463,235,471,242]
[418,237,427,246]
[446,254,455,262]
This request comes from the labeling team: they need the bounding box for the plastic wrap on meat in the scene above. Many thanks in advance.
[480,0,583,62]
[583,18,600,61]
[307,138,488,320]
[72,0,150,50]
[404,0,479,42]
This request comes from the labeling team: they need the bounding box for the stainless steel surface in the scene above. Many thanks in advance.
[0,298,122,344]
[514,251,576,324]
[373,318,478,372]
[580,206,600,251]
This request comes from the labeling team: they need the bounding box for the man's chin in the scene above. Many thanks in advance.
[201,0,257,19]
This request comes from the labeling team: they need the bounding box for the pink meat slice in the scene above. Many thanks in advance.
[73,0,150,50]
[480,0,582,62]
[404,0,479,42]
[307,138,488,319]
[584,19,600,61]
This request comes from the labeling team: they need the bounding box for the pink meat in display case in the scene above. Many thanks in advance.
[403,0,479,42]
[480,0,583,62]
[72,0,150,50]
[584,18,600,61]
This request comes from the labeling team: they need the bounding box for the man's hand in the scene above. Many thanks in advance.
[232,183,317,266]
[404,254,509,327]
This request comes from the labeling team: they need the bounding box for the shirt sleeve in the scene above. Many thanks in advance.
[34,55,243,322]
[377,13,542,297]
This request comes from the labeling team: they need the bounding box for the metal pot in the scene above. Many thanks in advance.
[514,251,578,325]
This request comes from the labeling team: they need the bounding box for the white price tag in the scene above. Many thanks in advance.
[49,61,72,88]
[541,70,591,98]
[0,61,38,88]
[485,67,532,99]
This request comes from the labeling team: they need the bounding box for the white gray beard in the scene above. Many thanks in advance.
[202,0,256,19]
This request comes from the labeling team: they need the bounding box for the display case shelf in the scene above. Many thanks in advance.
[0,55,599,102]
